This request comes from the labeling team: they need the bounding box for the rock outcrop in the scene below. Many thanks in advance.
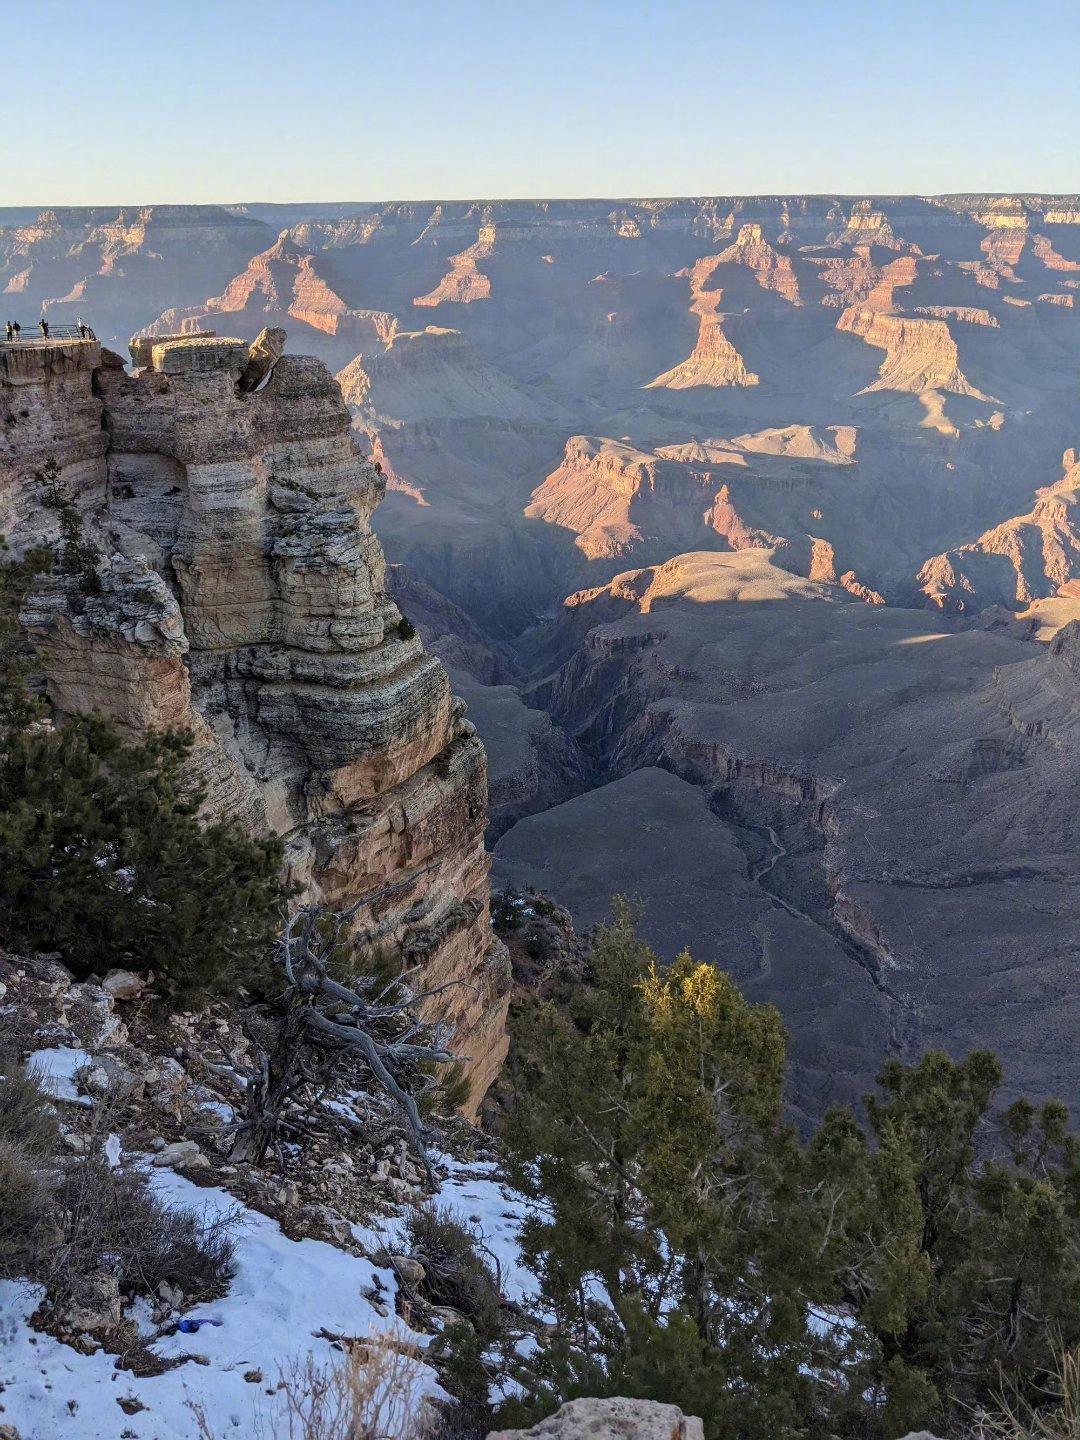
[526,436,734,560]
[1032,232,1080,273]
[714,221,801,303]
[646,254,759,389]
[913,304,1000,327]
[526,430,863,574]
[139,230,397,370]
[836,307,994,397]
[0,337,105,538]
[918,448,1080,611]
[487,1397,705,1440]
[727,423,857,463]
[829,199,910,251]
[414,228,494,307]
[805,536,885,603]
[1,332,509,1112]
[645,306,759,388]
[813,250,917,310]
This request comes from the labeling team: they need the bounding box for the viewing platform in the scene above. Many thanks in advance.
[1,322,94,347]
[0,329,101,386]
[0,322,286,393]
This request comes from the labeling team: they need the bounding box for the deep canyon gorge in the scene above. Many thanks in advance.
[5,193,1080,1117]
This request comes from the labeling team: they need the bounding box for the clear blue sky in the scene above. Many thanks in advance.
[6,0,1079,203]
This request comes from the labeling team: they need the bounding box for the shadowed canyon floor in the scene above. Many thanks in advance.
[496,550,1080,1112]
[6,195,1080,1112]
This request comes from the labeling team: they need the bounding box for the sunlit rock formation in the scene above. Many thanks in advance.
[918,449,1080,611]
[138,230,397,368]
[713,222,801,303]
[526,428,865,572]
[646,255,759,389]
[836,307,995,398]
[414,226,495,307]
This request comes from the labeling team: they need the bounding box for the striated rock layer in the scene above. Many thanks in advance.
[0,332,509,1111]
[836,306,994,398]
[136,230,397,372]
[525,428,874,590]
[645,253,759,389]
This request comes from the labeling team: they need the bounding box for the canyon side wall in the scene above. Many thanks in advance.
[0,333,510,1110]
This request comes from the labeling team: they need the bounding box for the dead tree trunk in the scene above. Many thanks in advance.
[227,896,475,1181]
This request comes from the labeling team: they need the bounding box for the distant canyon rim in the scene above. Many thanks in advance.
[5,193,1080,1116]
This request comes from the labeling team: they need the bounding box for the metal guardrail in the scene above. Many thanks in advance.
[1,322,96,344]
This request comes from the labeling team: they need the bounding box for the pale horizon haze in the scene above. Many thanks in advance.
[4,0,1080,205]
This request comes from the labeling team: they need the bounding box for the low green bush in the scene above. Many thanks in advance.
[404,1204,502,1342]
[0,1060,237,1318]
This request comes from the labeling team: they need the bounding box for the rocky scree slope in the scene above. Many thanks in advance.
[0,947,534,1440]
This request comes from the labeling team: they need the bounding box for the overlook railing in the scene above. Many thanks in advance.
[1,323,95,345]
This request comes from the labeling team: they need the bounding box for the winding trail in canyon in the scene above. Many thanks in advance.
[751,825,787,882]
[746,823,808,924]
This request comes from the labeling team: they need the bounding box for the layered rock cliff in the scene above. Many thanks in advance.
[138,230,397,371]
[645,254,760,389]
[713,222,802,303]
[836,307,994,397]
[918,448,1080,611]
[337,326,546,425]
[0,332,509,1111]
[525,428,867,576]
[414,229,494,308]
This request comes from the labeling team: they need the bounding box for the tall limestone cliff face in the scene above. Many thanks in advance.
[1,333,510,1110]
[0,338,107,538]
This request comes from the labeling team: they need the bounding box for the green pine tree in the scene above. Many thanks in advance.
[502,901,1080,1440]
[0,535,285,993]
[501,900,842,1438]
[846,1051,1080,1434]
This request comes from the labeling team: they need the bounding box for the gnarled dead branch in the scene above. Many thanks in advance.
[227,894,476,1182]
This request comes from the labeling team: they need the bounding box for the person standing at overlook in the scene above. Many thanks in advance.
[4,323,11,342]
[38,317,49,339]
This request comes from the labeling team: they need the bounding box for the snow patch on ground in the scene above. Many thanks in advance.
[0,1156,536,1440]
[433,1156,539,1306]
[0,1165,444,1439]
[26,1046,93,1107]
